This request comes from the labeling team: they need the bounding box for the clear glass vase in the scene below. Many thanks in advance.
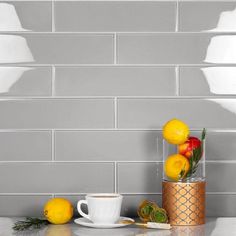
[162,134,206,226]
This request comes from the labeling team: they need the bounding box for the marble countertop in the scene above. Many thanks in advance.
[1,217,236,236]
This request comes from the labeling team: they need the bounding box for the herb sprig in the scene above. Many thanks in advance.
[186,128,206,179]
[13,217,49,231]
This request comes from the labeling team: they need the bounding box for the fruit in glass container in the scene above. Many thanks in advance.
[162,119,189,145]
[164,154,190,181]
[178,137,202,158]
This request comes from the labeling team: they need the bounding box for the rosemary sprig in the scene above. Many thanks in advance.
[186,128,206,179]
[13,217,49,231]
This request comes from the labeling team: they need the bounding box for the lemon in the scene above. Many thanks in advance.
[163,119,189,145]
[44,198,73,224]
[164,154,190,181]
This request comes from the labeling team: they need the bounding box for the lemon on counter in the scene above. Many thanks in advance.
[44,198,73,224]
[164,154,190,181]
[163,119,189,145]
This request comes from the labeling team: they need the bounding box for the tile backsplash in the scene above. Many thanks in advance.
[0,0,236,217]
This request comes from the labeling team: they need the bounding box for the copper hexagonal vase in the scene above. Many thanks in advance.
[162,180,205,225]
[162,136,206,226]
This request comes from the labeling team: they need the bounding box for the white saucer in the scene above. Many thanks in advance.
[74,217,134,229]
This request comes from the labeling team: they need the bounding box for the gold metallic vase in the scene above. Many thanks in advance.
[162,181,205,226]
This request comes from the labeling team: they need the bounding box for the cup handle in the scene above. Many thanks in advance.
[77,200,90,220]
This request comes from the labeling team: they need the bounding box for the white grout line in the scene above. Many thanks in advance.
[3,31,236,34]
[51,0,55,32]
[51,130,55,161]
[3,96,236,99]
[175,0,179,32]
[1,160,236,164]
[3,192,236,196]
[2,63,236,67]
[1,128,236,132]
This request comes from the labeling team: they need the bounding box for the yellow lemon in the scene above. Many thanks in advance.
[164,154,190,181]
[44,198,73,224]
[163,119,189,145]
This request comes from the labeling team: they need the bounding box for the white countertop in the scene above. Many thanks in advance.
[1,217,236,236]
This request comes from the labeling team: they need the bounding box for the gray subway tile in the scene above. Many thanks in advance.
[55,66,176,96]
[179,2,236,32]
[55,1,175,32]
[0,99,113,129]
[206,163,236,192]
[205,132,236,161]
[180,67,236,96]
[117,33,236,64]
[0,195,51,216]
[118,162,236,193]
[0,131,51,161]
[0,66,52,96]
[0,1,52,32]
[207,194,236,217]
[118,163,162,193]
[0,163,114,193]
[118,98,236,129]
[0,34,113,64]
[55,131,162,161]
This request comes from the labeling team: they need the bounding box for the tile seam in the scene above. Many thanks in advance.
[1,192,236,196]
[3,96,236,99]
[3,31,236,34]
[175,0,179,32]
[51,0,55,32]
[0,160,236,163]
[3,64,236,66]
[1,128,236,132]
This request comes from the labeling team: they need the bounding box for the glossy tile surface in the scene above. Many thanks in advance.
[55,131,162,161]
[180,67,236,96]
[0,66,51,96]
[55,1,175,32]
[207,195,236,217]
[206,163,236,192]
[55,67,176,96]
[118,98,236,129]
[0,195,51,216]
[0,99,114,129]
[0,131,51,161]
[180,2,236,32]
[179,67,236,96]
[118,162,236,193]
[205,132,236,161]
[0,34,113,64]
[117,33,236,64]
[0,1,51,32]
[118,163,162,193]
[0,163,114,193]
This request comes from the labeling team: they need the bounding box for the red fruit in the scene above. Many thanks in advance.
[178,137,201,158]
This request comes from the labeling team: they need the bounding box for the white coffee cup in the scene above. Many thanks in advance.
[77,193,123,224]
